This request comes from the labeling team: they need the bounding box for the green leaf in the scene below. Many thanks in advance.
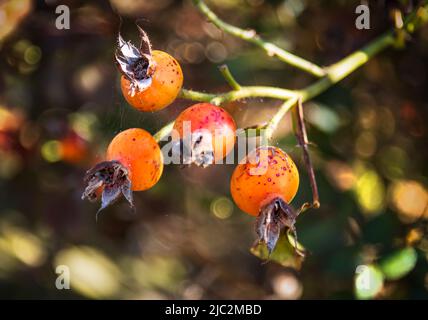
[354,265,384,300]
[250,232,305,269]
[379,247,418,281]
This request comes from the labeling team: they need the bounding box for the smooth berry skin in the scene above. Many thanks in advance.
[230,146,299,216]
[173,103,237,162]
[106,128,163,191]
[121,50,183,112]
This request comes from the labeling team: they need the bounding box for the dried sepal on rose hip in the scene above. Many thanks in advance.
[82,128,163,218]
[230,146,304,255]
[83,160,133,212]
[115,26,155,95]
[172,103,236,167]
[115,25,183,112]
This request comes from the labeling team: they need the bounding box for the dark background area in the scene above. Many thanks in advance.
[0,0,428,299]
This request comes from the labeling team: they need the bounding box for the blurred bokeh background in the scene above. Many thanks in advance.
[1,0,428,299]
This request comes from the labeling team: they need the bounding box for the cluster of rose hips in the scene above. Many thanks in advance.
[82,26,302,254]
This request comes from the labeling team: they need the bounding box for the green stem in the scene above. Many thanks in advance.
[179,86,297,105]
[193,0,326,77]
[178,89,217,102]
[153,121,174,142]
[264,98,298,141]
[219,64,241,90]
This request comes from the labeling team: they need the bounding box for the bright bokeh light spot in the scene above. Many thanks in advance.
[379,247,417,280]
[12,39,40,72]
[390,180,428,223]
[75,65,103,93]
[0,0,32,41]
[41,140,61,162]
[24,45,41,65]
[0,224,47,267]
[271,272,303,299]
[8,229,46,267]
[211,197,233,219]
[354,166,385,216]
[406,228,423,246]
[0,106,24,131]
[54,246,121,299]
[354,264,384,300]
[325,160,356,191]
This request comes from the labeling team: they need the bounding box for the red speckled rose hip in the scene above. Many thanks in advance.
[230,146,299,216]
[230,146,301,253]
[173,103,236,167]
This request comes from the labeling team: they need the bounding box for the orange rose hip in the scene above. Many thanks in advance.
[120,50,183,112]
[106,128,163,191]
[230,146,300,253]
[116,26,183,112]
[82,128,163,215]
[231,146,299,216]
